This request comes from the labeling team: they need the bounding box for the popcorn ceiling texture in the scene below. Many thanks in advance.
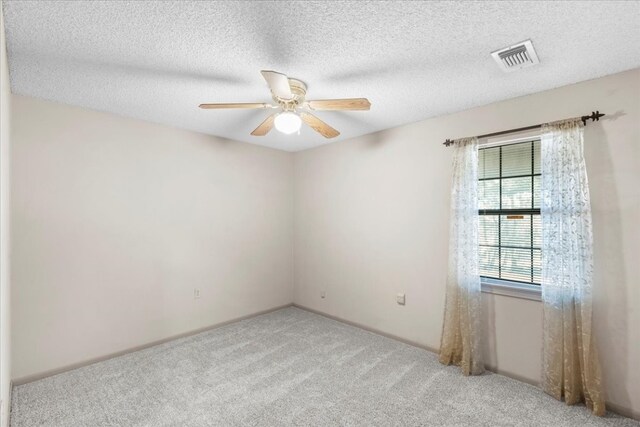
[2,1,640,152]
[10,308,639,426]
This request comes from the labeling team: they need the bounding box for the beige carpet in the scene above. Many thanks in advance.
[10,307,639,426]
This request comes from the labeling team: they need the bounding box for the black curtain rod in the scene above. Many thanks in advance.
[443,111,605,147]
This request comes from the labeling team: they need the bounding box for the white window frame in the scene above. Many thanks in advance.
[478,129,542,301]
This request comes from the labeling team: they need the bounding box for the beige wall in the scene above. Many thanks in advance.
[11,96,294,381]
[0,8,11,427]
[293,69,640,417]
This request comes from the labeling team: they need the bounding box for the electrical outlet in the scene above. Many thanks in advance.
[194,288,201,299]
[396,293,405,305]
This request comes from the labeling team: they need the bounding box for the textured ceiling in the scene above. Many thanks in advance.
[3,1,640,152]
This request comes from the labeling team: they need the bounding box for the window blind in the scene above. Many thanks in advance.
[478,140,541,285]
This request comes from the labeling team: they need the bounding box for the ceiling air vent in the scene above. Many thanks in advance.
[491,40,539,72]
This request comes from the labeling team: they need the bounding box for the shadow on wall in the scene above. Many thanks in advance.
[587,116,630,412]
[356,126,400,149]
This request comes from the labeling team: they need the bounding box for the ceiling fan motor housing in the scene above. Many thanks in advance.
[275,78,307,110]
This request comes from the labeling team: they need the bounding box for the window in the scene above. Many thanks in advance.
[478,139,541,296]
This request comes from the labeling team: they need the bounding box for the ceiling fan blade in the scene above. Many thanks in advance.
[300,112,340,139]
[199,103,272,109]
[250,114,277,136]
[261,70,294,100]
[304,98,371,111]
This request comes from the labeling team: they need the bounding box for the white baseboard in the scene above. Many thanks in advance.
[292,303,639,421]
[13,303,293,386]
[292,303,438,353]
[13,302,638,421]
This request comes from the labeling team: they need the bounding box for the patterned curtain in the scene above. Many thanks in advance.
[540,119,605,416]
[439,137,484,376]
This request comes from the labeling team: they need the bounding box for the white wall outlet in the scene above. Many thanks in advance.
[320,291,326,299]
[396,293,405,305]
[194,288,201,299]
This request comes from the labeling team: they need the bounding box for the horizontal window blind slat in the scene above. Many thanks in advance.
[501,214,536,249]
[502,141,534,178]
[479,147,500,179]
[502,177,532,209]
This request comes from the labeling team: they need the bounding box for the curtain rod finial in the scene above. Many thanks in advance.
[581,111,605,126]
[444,139,454,147]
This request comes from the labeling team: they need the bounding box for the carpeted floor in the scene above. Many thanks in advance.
[10,307,639,426]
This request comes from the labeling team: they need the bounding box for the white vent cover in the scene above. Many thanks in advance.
[491,40,539,72]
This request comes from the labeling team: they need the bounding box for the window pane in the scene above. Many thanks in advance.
[479,147,500,179]
[532,215,541,248]
[501,247,532,283]
[502,142,533,177]
[477,139,541,287]
[532,249,541,284]
[479,179,500,210]
[501,214,531,249]
[502,177,532,209]
[480,246,499,278]
[479,215,499,246]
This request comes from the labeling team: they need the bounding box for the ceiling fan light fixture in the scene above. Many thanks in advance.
[199,70,369,139]
[274,112,302,134]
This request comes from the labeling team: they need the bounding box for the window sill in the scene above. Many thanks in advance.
[481,278,541,301]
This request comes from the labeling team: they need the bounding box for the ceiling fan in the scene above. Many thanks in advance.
[199,70,371,139]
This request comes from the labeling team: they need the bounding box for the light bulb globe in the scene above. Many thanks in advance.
[274,112,302,134]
